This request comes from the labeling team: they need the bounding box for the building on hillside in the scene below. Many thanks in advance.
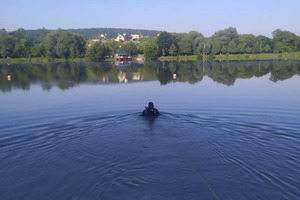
[92,34,107,42]
[115,33,126,42]
[130,33,143,41]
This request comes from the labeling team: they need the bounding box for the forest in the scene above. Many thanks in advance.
[0,27,300,61]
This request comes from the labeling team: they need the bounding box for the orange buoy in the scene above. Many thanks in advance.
[173,73,177,79]
[7,75,11,81]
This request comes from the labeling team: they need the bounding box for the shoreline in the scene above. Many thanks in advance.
[1,52,300,64]
[158,52,300,61]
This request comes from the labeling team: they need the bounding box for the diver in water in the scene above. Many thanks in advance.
[143,102,159,116]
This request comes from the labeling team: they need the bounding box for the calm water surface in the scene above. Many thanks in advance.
[0,61,300,200]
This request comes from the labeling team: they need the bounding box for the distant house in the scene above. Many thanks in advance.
[114,50,132,62]
[92,34,107,42]
[115,33,126,42]
[130,33,143,41]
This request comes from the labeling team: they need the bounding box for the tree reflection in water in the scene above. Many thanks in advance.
[0,60,299,92]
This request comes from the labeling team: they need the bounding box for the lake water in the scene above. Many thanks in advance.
[0,61,299,200]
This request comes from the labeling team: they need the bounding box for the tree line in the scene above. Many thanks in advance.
[1,27,300,61]
[25,28,160,40]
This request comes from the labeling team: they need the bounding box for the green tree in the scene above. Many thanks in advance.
[257,35,273,52]
[202,40,212,55]
[274,42,291,53]
[272,29,297,52]
[106,40,122,53]
[31,43,45,57]
[263,44,271,53]
[139,37,158,60]
[211,40,221,54]
[157,31,173,56]
[228,40,237,54]
[43,29,86,58]
[13,39,29,57]
[221,45,228,54]
[245,46,252,54]
[295,36,300,51]
[122,42,138,55]
[239,34,256,48]
[236,43,244,54]
[0,28,7,36]
[37,27,49,42]
[177,33,193,55]
[0,35,15,58]
[9,28,26,39]
[189,31,203,40]
[211,27,239,42]
[70,34,86,58]
[168,43,177,56]
[86,41,111,61]
[192,36,205,54]
[252,42,260,53]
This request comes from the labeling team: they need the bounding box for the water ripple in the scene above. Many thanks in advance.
[0,111,299,200]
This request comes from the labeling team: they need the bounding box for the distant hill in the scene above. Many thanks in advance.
[25,28,161,39]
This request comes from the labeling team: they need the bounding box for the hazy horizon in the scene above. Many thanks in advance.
[1,0,300,38]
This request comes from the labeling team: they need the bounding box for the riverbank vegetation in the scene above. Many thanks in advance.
[158,52,300,61]
[1,27,300,62]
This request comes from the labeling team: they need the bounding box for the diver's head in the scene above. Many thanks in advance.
[148,102,154,109]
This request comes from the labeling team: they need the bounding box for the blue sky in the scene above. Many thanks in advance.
[1,0,300,37]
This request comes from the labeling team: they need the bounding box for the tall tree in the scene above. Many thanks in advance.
[0,35,15,58]
[43,29,86,58]
[188,31,203,40]
[263,44,271,53]
[86,41,111,61]
[168,43,177,56]
[272,29,297,52]
[0,28,7,36]
[211,39,221,54]
[211,27,239,42]
[295,36,300,51]
[157,31,173,56]
[256,35,273,52]
[37,27,49,42]
[139,37,158,60]
[177,33,193,55]
[9,28,26,39]
[192,36,206,54]
[228,40,237,54]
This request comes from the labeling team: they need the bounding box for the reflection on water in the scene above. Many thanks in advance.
[1,60,300,92]
[0,60,300,200]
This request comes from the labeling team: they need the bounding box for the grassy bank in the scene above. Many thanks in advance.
[2,52,300,64]
[158,52,300,61]
[0,57,91,64]
[0,57,116,64]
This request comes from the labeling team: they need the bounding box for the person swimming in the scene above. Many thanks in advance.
[143,102,159,116]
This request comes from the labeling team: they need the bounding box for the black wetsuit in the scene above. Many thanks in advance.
[143,107,159,116]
